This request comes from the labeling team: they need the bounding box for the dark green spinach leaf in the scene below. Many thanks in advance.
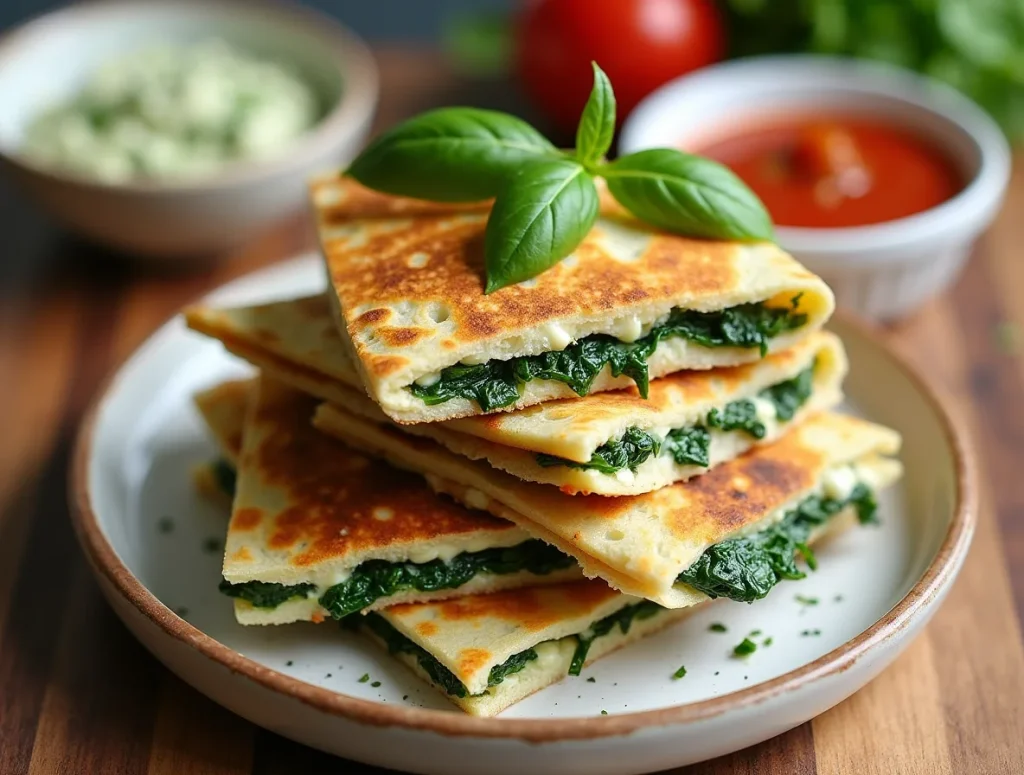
[536,427,661,474]
[569,601,662,675]
[318,540,572,620]
[664,425,712,467]
[219,580,316,609]
[676,484,878,603]
[410,302,807,410]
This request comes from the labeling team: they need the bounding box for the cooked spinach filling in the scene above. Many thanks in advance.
[359,601,665,697]
[536,366,815,475]
[219,579,315,608]
[410,301,808,411]
[219,539,574,616]
[568,601,663,675]
[361,613,538,698]
[676,483,877,603]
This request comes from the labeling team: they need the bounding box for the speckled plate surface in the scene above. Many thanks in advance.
[71,253,975,775]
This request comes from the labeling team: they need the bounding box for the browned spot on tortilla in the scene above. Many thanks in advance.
[375,326,429,348]
[416,621,439,637]
[231,547,253,562]
[319,178,745,381]
[231,508,263,531]
[233,379,514,569]
[457,648,492,676]
[426,580,619,633]
[355,308,390,327]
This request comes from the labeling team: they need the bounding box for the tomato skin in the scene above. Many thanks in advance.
[516,0,726,133]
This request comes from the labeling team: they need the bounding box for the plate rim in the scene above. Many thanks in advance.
[69,256,977,743]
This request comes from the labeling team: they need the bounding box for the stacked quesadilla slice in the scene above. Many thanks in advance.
[196,375,579,626]
[183,177,903,717]
[312,177,835,423]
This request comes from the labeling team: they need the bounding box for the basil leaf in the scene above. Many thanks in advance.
[575,62,616,167]
[484,159,599,293]
[347,107,557,202]
[602,149,775,241]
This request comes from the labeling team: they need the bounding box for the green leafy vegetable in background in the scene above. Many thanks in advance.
[722,0,1024,141]
[347,63,775,292]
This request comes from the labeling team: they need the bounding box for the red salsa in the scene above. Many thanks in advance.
[696,117,964,228]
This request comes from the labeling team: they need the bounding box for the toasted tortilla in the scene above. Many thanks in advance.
[313,408,903,607]
[311,176,835,423]
[222,376,579,625]
[340,332,847,495]
[192,378,251,504]
[194,378,250,465]
[186,298,846,494]
[363,579,690,716]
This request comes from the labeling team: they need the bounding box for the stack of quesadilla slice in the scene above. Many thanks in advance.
[186,177,902,716]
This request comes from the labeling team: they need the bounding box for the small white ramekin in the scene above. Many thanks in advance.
[0,0,378,261]
[619,56,1011,322]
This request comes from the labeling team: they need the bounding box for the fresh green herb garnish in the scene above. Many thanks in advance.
[318,540,572,619]
[749,629,762,637]
[763,637,773,647]
[601,710,608,715]
[733,638,758,657]
[677,484,877,603]
[358,674,370,683]
[672,665,688,680]
[709,623,728,633]
[414,305,807,412]
[371,681,381,688]
[218,580,316,609]
[569,601,662,675]
[801,629,822,637]
[586,676,596,683]
[795,595,820,607]
[347,63,773,293]
[362,613,536,697]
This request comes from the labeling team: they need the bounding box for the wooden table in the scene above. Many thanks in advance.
[2,48,1023,775]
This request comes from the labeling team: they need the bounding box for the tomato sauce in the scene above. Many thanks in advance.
[696,117,964,228]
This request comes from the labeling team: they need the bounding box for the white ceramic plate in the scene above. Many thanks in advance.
[71,254,975,775]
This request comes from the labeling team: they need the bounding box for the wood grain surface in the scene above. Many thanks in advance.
[1,48,1023,775]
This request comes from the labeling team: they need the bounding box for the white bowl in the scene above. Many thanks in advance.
[619,56,1010,322]
[0,0,378,260]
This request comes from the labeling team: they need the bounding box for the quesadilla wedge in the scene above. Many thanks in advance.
[192,378,250,503]
[356,579,689,716]
[185,297,846,495]
[219,376,580,626]
[313,407,902,608]
[311,176,835,423]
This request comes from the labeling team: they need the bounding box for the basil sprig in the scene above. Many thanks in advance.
[346,63,774,293]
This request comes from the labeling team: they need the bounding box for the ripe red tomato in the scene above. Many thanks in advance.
[516,0,726,134]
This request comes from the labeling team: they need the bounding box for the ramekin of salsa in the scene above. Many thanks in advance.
[620,56,1010,321]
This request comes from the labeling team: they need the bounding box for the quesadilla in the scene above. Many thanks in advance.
[311,176,835,423]
[192,378,250,503]
[314,407,903,608]
[185,297,846,495]
[356,579,689,717]
[219,375,580,625]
